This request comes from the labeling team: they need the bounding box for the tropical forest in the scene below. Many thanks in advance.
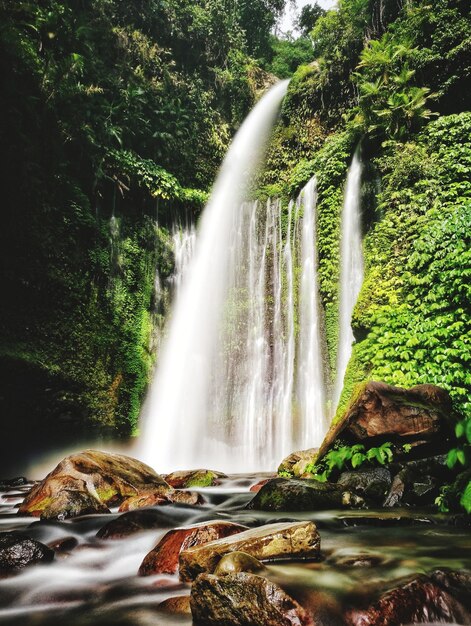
[0,0,470,624]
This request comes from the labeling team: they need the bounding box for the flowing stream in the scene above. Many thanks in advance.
[334,148,364,410]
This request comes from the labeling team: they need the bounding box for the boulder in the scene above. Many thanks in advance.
[164,469,227,488]
[158,595,192,615]
[248,478,364,512]
[317,382,454,462]
[0,477,28,489]
[213,551,265,576]
[430,568,471,610]
[345,574,471,625]
[118,488,204,512]
[18,450,170,519]
[250,478,275,493]
[179,521,320,582]
[278,448,318,477]
[139,521,248,576]
[190,572,313,626]
[337,468,392,503]
[0,531,54,574]
[97,508,175,540]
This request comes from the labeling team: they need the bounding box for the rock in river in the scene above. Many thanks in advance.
[317,381,454,461]
[139,521,248,576]
[164,469,227,488]
[248,478,364,511]
[0,531,54,575]
[191,572,313,626]
[18,449,171,519]
[179,520,320,582]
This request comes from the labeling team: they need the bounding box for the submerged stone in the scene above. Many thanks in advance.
[248,478,364,511]
[0,531,54,574]
[345,573,471,625]
[158,595,191,615]
[139,521,248,576]
[164,469,227,488]
[19,450,170,519]
[97,509,170,540]
[190,572,313,626]
[179,520,320,582]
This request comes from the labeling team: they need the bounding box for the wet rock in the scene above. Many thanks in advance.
[139,521,248,576]
[383,468,410,507]
[250,477,275,492]
[19,450,170,519]
[430,568,471,610]
[164,469,227,488]
[317,381,454,461]
[0,477,28,489]
[248,478,364,511]
[0,531,54,574]
[179,520,320,582]
[278,448,318,477]
[327,548,387,568]
[213,551,265,576]
[97,509,169,540]
[158,595,192,615]
[47,536,79,553]
[190,572,313,626]
[405,474,437,504]
[337,468,391,502]
[345,574,471,625]
[118,492,169,512]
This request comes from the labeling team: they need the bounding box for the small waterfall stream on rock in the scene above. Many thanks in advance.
[334,148,364,410]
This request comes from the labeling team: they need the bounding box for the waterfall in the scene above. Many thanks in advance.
[170,225,196,291]
[138,81,290,473]
[334,148,364,409]
[295,177,327,448]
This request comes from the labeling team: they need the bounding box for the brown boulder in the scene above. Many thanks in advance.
[179,521,320,582]
[278,448,318,477]
[19,450,170,519]
[139,521,248,576]
[190,572,313,626]
[317,382,453,462]
[213,551,265,576]
[97,509,169,540]
[158,595,191,615]
[118,488,204,512]
[164,469,227,488]
[345,574,471,625]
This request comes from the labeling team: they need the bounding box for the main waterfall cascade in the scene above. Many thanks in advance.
[139,80,291,473]
[333,149,364,410]
[139,80,364,472]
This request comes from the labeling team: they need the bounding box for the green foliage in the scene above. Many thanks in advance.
[306,442,394,481]
[265,36,314,79]
[296,3,326,37]
[278,470,294,479]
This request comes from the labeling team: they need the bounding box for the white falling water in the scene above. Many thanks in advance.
[334,148,364,409]
[296,177,327,448]
[170,225,196,291]
[138,81,290,473]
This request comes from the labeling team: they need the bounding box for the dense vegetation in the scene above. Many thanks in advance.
[1,0,469,510]
[0,0,287,471]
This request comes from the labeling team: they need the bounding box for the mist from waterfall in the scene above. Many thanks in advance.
[138,81,290,473]
[334,148,364,410]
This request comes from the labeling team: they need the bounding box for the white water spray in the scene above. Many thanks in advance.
[334,148,364,409]
[139,81,290,472]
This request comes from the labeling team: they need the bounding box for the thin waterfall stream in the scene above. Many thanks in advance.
[334,148,364,411]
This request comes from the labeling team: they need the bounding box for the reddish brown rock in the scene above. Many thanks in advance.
[213,551,265,576]
[179,521,320,582]
[345,574,471,625]
[158,595,191,615]
[164,469,227,488]
[190,572,313,626]
[97,509,169,540]
[19,450,170,520]
[317,382,454,462]
[139,521,248,576]
[47,536,79,553]
[249,478,274,493]
[118,488,205,512]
